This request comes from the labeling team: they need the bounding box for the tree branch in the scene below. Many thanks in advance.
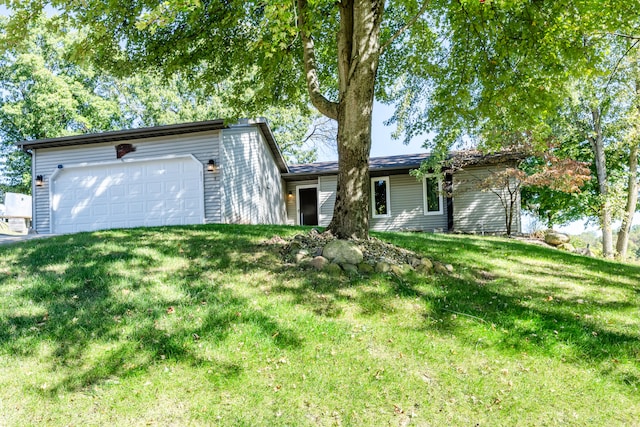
[613,32,640,40]
[380,0,430,54]
[605,38,640,91]
[297,0,339,120]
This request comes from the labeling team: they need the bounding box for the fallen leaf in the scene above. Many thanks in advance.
[167,307,175,314]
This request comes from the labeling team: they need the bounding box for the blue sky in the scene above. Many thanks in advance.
[316,102,427,162]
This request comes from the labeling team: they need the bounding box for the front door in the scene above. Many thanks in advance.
[298,187,318,226]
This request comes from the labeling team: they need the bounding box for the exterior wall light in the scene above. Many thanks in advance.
[207,159,216,172]
[288,191,293,198]
[35,175,44,187]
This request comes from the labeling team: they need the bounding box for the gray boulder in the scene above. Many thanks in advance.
[375,261,392,273]
[358,262,374,274]
[434,262,450,274]
[544,231,570,246]
[322,240,364,265]
[309,256,329,270]
[342,263,359,275]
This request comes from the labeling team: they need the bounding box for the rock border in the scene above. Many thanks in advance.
[264,229,453,276]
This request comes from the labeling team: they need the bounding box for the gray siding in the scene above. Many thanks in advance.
[285,180,318,225]
[32,130,221,233]
[452,165,522,233]
[220,127,287,224]
[370,174,448,232]
[300,173,448,231]
[319,176,336,227]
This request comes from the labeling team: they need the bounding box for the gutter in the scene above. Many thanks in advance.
[16,120,228,150]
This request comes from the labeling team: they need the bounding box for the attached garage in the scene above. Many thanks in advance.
[50,155,204,234]
[19,120,288,235]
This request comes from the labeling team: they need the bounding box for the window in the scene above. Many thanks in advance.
[371,177,390,217]
[423,175,443,215]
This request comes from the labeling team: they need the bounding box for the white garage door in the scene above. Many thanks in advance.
[51,156,204,234]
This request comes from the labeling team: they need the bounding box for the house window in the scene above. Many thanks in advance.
[423,175,443,215]
[371,177,390,217]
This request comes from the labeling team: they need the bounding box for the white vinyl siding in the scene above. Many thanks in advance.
[371,177,391,218]
[452,165,521,233]
[32,130,221,233]
[423,175,443,215]
[220,127,287,225]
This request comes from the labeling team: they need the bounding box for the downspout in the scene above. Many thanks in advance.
[445,172,454,231]
[26,149,36,233]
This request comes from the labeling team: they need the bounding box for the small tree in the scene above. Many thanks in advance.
[451,150,591,236]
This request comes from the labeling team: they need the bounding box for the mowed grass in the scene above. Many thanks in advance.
[0,224,639,426]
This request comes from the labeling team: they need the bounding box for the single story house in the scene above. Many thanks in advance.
[17,118,521,235]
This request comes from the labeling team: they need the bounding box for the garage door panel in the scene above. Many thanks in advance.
[111,203,128,215]
[52,157,204,233]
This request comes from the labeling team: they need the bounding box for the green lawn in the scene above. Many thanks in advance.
[1,224,638,426]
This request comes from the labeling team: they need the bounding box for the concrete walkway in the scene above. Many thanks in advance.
[0,233,56,245]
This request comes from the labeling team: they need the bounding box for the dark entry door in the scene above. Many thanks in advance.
[298,187,318,226]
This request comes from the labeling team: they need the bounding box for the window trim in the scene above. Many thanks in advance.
[371,176,391,218]
[423,174,443,216]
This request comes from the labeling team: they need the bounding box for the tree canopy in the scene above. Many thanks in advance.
[0,16,323,197]
[2,0,638,239]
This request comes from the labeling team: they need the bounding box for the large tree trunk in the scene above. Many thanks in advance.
[616,141,639,260]
[299,0,384,239]
[330,99,374,239]
[616,73,640,260]
[590,107,614,258]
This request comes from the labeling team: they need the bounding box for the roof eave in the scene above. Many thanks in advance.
[17,119,228,150]
[16,118,289,173]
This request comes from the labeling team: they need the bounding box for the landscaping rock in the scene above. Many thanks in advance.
[544,231,570,246]
[557,243,575,252]
[309,256,329,270]
[342,263,359,275]
[358,262,374,274]
[391,264,412,275]
[419,258,433,270]
[325,263,343,275]
[295,250,310,263]
[409,257,422,268]
[274,230,451,278]
[322,240,364,265]
[434,262,450,274]
[416,262,433,274]
[375,261,392,273]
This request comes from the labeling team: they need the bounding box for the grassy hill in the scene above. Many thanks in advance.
[1,225,638,426]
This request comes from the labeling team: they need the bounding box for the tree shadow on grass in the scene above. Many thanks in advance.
[2,224,639,395]
[0,224,303,395]
[268,231,640,390]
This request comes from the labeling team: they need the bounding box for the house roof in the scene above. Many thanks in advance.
[283,150,523,180]
[284,152,432,180]
[16,118,289,173]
